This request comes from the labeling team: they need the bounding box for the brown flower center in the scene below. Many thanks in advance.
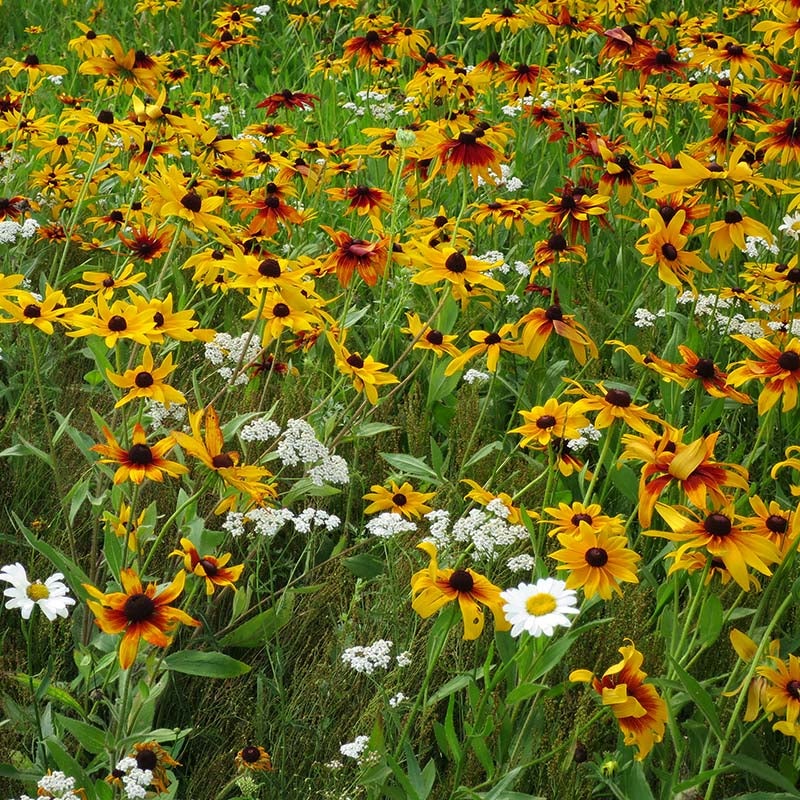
[448,569,474,592]
[108,315,127,332]
[694,358,716,378]
[135,748,158,771]
[134,371,154,388]
[392,493,407,506]
[484,332,501,345]
[445,252,467,273]
[241,746,262,763]
[704,513,732,537]
[571,513,593,525]
[124,593,155,622]
[536,414,556,429]
[212,453,235,469]
[724,210,743,224]
[787,680,800,700]
[199,558,218,576]
[128,443,153,465]
[426,330,444,345]
[585,547,608,567]
[180,191,203,212]
[766,514,788,533]
[778,351,800,371]
[272,303,290,318]
[23,304,41,318]
[545,305,563,321]
[346,353,364,369]
[661,243,678,261]
[605,388,631,407]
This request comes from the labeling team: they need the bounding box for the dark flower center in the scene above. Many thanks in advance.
[726,43,743,56]
[128,443,153,465]
[545,305,563,321]
[392,493,407,506]
[135,749,158,770]
[153,312,165,327]
[536,414,557,429]
[123,593,155,622]
[241,746,261,763]
[433,215,448,228]
[212,453,235,469]
[265,195,280,208]
[778,351,800,371]
[724,210,743,224]
[548,233,567,251]
[659,204,676,223]
[605,388,631,407]
[654,49,672,66]
[484,332,501,345]
[56,135,69,146]
[347,353,364,369]
[108,315,127,332]
[23,304,41,318]
[787,680,800,700]
[585,547,608,567]
[457,131,477,145]
[97,109,114,124]
[766,514,788,534]
[786,268,800,284]
[273,303,290,318]
[24,54,40,66]
[572,513,593,525]
[199,558,218,576]
[661,243,678,261]
[135,371,154,388]
[694,358,716,378]
[704,513,732,536]
[180,191,203,212]
[448,569,474,592]
[259,258,281,277]
[426,329,444,345]
[445,252,467,273]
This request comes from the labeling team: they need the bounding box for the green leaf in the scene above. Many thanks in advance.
[380,452,441,484]
[505,683,548,705]
[343,553,384,579]
[617,761,656,800]
[698,594,724,647]
[608,464,639,504]
[220,591,295,648]
[461,441,502,470]
[668,657,723,740]
[427,671,477,706]
[57,714,107,754]
[355,422,399,438]
[163,650,251,678]
[728,754,800,796]
[672,766,733,793]
[12,676,84,716]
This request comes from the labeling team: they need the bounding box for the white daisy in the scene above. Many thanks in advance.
[0,562,75,621]
[500,577,579,638]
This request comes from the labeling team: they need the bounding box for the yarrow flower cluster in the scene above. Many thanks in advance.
[144,399,187,431]
[277,419,349,486]
[113,757,154,800]
[365,512,418,539]
[420,506,527,558]
[341,639,393,674]
[0,218,39,244]
[204,332,262,385]
[339,735,371,762]
[462,368,491,385]
[222,506,341,539]
[11,771,82,800]
[239,416,281,442]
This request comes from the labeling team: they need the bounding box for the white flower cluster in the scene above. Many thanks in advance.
[145,399,187,430]
[633,307,666,328]
[0,217,39,244]
[567,423,602,453]
[223,506,341,539]
[114,757,153,800]
[396,650,412,667]
[277,419,350,486]
[743,234,780,258]
[204,332,262,385]
[389,692,407,707]
[478,163,523,191]
[252,4,271,16]
[506,553,536,572]
[676,291,766,337]
[462,368,491,385]
[365,512,418,539]
[341,90,400,121]
[341,639,393,674]
[239,416,281,442]
[424,505,527,559]
[11,771,82,800]
[339,735,371,762]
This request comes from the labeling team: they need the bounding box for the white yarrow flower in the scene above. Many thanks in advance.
[500,578,579,638]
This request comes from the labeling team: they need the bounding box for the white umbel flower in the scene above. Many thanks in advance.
[500,577,579,638]
[0,563,75,621]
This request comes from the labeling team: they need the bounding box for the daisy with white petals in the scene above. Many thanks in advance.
[500,577,579,638]
[0,562,75,621]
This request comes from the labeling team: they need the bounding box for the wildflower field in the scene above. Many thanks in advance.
[4,0,800,797]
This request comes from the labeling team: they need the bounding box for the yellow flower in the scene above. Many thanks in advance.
[363,481,435,519]
[326,331,399,405]
[106,348,186,408]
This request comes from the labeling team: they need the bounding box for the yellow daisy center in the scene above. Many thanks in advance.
[526,592,557,616]
[26,582,50,601]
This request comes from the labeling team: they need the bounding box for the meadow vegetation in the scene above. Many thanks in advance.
[1,0,800,798]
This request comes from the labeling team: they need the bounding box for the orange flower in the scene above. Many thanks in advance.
[84,568,200,669]
[91,423,188,485]
[570,640,667,760]
[318,226,389,287]
[170,538,244,595]
[727,335,800,414]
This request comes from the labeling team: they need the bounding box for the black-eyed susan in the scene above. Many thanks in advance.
[319,226,389,288]
[67,295,156,348]
[444,324,524,376]
[727,335,800,414]
[235,745,273,771]
[401,312,461,358]
[0,286,72,335]
[512,398,590,449]
[645,500,781,591]
[363,481,435,519]
[326,331,399,405]
[91,423,188,485]
[758,655,800,731]
[410,541,510,640]
[550,522,641,599]
[106,347,186,408]
[570,639,667,760]
[84,568,199,669]
[129,742,180,794]
[567,380,662,435]
[515,305,598,365]
[408,245,504,294]
[543,501,625,538]
[170,538,244,595]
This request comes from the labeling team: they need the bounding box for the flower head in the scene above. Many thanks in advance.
[0,563,75,621]
[500,577,579,637]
